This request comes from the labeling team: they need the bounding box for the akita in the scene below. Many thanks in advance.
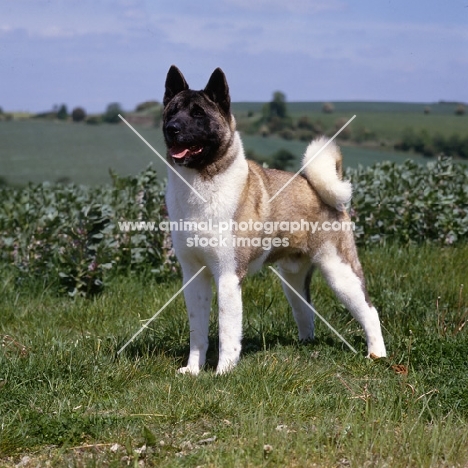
[163,65,386,375]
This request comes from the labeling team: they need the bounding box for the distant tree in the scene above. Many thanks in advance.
[322,102,334,114]
[135,100,160,112]
[57,104,68,120]
[263,91,288,121]
[0,106,3,114]
[334,117,351,140]
[269,149,296,170]
[270,91,287,119]
[297,115,313,130]
[455,104,466,116]
[72,107,87,122]
[103,103,124,123]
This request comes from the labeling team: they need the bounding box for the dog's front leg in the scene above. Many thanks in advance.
[178,264,212,375]
[216,272,243,375]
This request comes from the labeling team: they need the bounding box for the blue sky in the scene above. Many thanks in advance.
[1,0,467,113]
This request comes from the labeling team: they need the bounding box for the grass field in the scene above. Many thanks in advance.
[1,244,468,467]
[0,120,168,186]
[4,99,467,186]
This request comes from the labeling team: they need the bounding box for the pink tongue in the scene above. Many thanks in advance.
[171,148,190,159]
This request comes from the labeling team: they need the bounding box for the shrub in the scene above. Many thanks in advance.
[280,129,295,140]
[334,117,352,140]
[86,115,101,125]
[103,103,124,124]
[259,125,270,137]
[268,149,296,170]
[0,167,177,296]
[72,107,87,122]
[354,126,375,143]
[396,128,468,158]
[1,158,466,296]
[322,102,334,114]
[346,156,468,246]
[57,104,68,121]
[135,100,160,112]
[297,115,313,130]
[455,104,466,116]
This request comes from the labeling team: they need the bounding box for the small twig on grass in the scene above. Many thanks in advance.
[71,443,116,451]
[336,374,371,402]
[415,388,439,403]
[1,335,29,357]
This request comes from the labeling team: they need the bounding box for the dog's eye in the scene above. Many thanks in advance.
[191,106,205,118]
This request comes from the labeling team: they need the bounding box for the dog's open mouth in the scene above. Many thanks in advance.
[170,144,203,162]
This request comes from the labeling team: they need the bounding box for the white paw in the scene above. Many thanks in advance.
[216,359,238,375]
[367,343,387,359]
[177,366,200,376]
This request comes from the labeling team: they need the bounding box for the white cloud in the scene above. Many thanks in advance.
[224,0,346,14]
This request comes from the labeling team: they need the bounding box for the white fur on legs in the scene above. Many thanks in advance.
[277,258,315,341]
[317,244,387,357]
[215,273,243,375]
[177,265,212,375]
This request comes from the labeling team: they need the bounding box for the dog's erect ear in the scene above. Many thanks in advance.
[204,68,231,116]
[164,65,189,107]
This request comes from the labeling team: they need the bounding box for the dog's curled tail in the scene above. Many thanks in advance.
[302,137,352,211]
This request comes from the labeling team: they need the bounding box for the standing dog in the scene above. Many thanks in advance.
[163,65,386,375]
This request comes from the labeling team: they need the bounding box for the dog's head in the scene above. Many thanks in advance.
[163,66,234,170]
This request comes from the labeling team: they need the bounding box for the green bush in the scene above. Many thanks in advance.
[395,128,468,159]
[85,115,101,125]
[346,156,468,245]
[72,107,87,122]
[103,103,124,124]
[1,158,466,296]
[57,104,68,121]
[0,167,177,296]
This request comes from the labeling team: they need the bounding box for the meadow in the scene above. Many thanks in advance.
[1,102,467,467]
[1,244,468,467]
[4,100,463,186]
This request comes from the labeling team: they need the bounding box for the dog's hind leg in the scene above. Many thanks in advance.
[277,257,315,342]
[178,263,212,375]
[315,242,386,357]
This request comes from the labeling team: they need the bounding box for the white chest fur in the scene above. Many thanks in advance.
[165,132,248,273]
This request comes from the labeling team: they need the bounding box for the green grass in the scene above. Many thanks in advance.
[233,101,465,116]
[0,120,423,186]
[0,120,168,186]
[242,134,427,171]
[2,101,466,186]
[233,101,468,141]
[1,244,468,467]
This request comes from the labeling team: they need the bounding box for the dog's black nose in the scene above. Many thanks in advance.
[166,122,181,136]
